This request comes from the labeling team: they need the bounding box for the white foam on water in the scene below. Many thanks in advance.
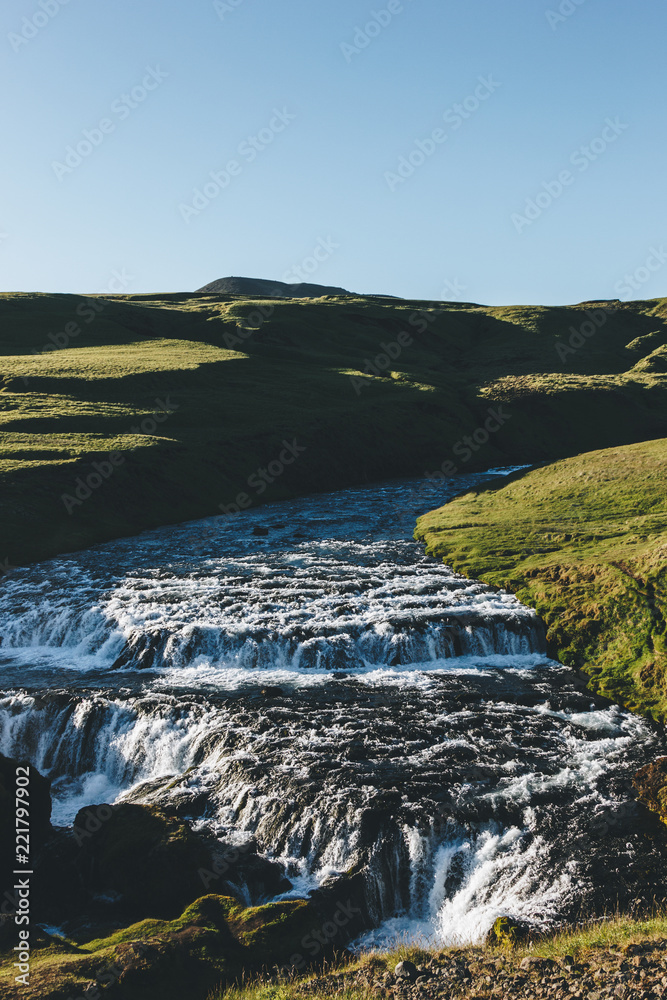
[150,652,558,694]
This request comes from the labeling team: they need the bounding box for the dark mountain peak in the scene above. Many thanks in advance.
[196,276,353,298]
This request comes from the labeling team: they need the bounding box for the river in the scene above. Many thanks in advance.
[1,469,665,947]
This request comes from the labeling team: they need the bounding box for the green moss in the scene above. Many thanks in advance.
[415,437,667,720]
[0,893,348,999]
[231,900,312,959]
[487,916,530,947]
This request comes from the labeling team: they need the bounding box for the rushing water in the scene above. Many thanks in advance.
[1,470,665,946]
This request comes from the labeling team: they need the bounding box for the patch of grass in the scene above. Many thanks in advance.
[415,437,667,720]
[520,912,667,961]
[212,982,376,1000]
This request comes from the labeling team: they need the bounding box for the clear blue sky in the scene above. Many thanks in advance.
[1,0,665,304]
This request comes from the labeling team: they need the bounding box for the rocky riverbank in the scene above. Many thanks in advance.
[225,934,667,1000]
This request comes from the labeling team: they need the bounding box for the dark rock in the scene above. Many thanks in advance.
[34,807,292,934]
[206,839,292,900]
[394,960,419,982]
[252,526,270,536]
[520,956,554,971]
[260,686,284,699]
[72,802,211,920]
[31,826,88,925]
[0,913,16,950]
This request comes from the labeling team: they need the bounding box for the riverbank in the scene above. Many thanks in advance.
[212,919,667,1000]
[2,291,667,567]
[415,437,667,721]
[7,908,667,999]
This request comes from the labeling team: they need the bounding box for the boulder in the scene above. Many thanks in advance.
[71,803,213,920]
[486,915,532,947]
[34,804,291,933]
[394,960,419,981]
[15,893,361,999]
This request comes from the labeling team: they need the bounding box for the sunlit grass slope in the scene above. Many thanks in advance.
[1,290,667,566]
[416,438,667,720]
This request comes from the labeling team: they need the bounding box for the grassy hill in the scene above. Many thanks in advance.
[415,437,667,720]
[1,290,667,566]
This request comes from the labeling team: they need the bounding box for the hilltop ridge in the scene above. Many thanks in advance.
[195,275,353,298]
[1,290,667,567]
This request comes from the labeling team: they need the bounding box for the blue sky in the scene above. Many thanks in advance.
[1,0,665,304]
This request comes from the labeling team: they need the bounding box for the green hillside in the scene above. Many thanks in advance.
[1,290,667,566]
[415,438,667,720]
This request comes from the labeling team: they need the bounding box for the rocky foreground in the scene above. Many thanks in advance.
[292,939,667,1000]
[4,750,667,998]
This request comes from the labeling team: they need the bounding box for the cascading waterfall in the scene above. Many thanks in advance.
[1,470,666,945]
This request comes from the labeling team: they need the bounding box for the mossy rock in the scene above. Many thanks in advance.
[73,803,212,919]
[0,893,357,998]
[487,915,532,947]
